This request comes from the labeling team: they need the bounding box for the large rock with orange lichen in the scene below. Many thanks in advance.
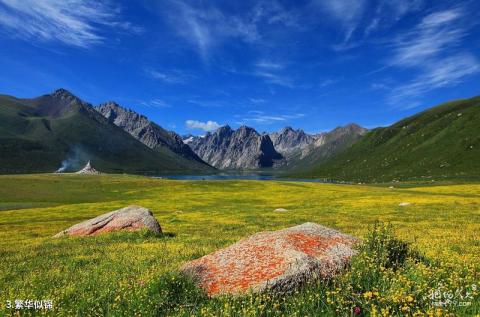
[181,222,358,296]
[53,205,162,237]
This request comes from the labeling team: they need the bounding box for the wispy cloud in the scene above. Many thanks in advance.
[385,7,480,107]
[163,0,298,62]
[364,0,424,37]
[319,79,338,88]
[0,0,136,48]
[390,8,466,67]
[186,119,221,131]
[255,60,285,70]
[145,68,194,84]
[390,54,480,107]
[254,71,294,88]
[141,99,172,108]
[253,59,293,87]
[223,59,294,88]
[252,1,299,28]
[313,0,367,42]
[249,98,266,104]
[240,111,305,125]
[165,1,259,62]
[186,99,232,108]
[313,0,423,50]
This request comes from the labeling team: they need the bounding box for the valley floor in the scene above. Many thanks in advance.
[0,174,479,316]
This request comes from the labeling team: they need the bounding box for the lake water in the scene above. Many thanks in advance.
[159,174,277,181]
[155,174,345,183]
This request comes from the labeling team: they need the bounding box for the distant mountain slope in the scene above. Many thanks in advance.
[287,124,368,169]
[95,102,209,166]
[0,89,213,174]
[185,125,284,169]
[269,124,367,166]
[291,96,480,182]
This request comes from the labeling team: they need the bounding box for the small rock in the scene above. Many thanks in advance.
[54,205,162,237]
[181,222,358,296]
[274,208,288,212]
[399,202,411,207]
[389,186,395,189]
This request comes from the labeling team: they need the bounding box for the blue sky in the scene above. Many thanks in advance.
[0,0,479,135]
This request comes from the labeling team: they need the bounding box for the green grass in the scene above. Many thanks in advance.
[290,96,480,182]
[0,174,479,316]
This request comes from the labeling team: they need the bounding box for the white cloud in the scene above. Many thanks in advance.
[0,0,136,48]
[186,119,221,131]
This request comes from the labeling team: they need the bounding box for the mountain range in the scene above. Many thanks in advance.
[268,124,368,164]
[0,88,478,181]
[184,125,284,169]
[95,102,205,165]
[292,96,480,182]
[0,89,212,174]
[183,124,368,170]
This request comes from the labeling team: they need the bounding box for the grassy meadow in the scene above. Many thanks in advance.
[0,174,479,316]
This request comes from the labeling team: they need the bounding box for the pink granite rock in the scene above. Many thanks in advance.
[181,222,358,296]
[54,205,162,237]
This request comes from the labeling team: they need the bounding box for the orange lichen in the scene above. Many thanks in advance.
[182,224,357,296]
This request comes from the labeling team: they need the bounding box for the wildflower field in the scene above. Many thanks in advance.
[0,174,478,316]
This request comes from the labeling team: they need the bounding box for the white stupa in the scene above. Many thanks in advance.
[75,161,100,175]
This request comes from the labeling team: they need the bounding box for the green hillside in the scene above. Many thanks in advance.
[0,91,213,174]
[291,96,480,182]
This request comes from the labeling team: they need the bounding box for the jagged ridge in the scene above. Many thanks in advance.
[185,125,284,169]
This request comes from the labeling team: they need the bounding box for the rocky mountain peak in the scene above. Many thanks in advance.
[33,88,92,118]
[216,125,233,136]
[185,125,284,169]
[51,88,74,98]
[281,126,295,133]
[331,123,368,135]
[236,125,259,137]
[101,101,121,109]
[269,126,313,155]
[50,88,84,105]
[95,102,207,165]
